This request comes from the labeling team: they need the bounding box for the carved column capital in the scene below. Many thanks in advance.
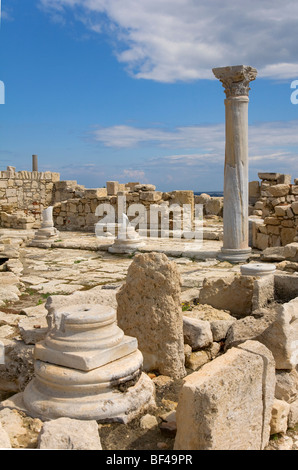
[212,65,257,98]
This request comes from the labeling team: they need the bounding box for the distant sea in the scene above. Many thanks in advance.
[194,191,224,197]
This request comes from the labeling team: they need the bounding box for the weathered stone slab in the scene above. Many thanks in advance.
[37,418,102,450]
[174,340,275,450]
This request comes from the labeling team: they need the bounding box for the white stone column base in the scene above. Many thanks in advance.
[217,247,252,264]
[3,352,155,423]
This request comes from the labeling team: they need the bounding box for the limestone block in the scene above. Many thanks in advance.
[205,197,223,216]
[275,369,298,403]
[134,184,156,192]
[288,399,298,428]
[182,317,212,350]
[267,184,290,197]
[139,191,162,202]
[291,201,298,215]
[174,340,275,450]
[281,227,296,246]
[267,224,280,235]
[264,216,280,226]
[277,174,291,185]
[199,274,255,317]
[270,399,290,435]
[194,193,210,206]
[116,252,186,378]
[0,180,8,189]
[256,233,269,250]
[257,297,298,370]
[225,313,276,351]
[258,172,280,181]
[210,319,236,342]
[291,185,298,195]
[37,418,102,450]
[281,219,295,227]
[249,180,260,201]
[254,201,264,210]
[284,242,298,261]
[261,246,286,262]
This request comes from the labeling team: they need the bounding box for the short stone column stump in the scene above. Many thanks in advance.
[3,304,155,423]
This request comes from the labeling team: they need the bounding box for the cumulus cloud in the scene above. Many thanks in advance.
[39,0,298,82]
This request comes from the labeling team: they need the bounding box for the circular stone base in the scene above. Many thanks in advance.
[240,262,276,277]
[22,351,155,423]
[22,371,154,423]
[217,248,252,264]
[108,240,145,254]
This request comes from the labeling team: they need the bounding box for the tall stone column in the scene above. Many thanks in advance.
[212,65,257,263]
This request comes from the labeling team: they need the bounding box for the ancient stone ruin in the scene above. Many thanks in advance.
[0,65,297,451]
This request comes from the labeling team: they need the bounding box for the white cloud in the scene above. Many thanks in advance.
[40,0,298,82]
[90,120,298,176]
[92,124,225,149]
[121,169,146,180]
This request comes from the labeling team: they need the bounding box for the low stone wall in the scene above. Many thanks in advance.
[250,173,298,249]
[53,182,195,233]
[0,167,60,229]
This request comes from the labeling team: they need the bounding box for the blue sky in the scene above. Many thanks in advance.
[1,0,298,192]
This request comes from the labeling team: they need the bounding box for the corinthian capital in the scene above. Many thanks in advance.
[212,65,257,98]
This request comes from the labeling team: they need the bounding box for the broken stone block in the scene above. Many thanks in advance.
[117,252,186,378]
[257,297,298,370]
[182,317,212,350]
[261,246,286,262]
[288,399,298,428]
[37,418,102,450]
[199,275,255,317]
[210,319,236,342]
[174,340,275,450]
[270,399,290,435]
[267,184,290,198]
[224,312,275,351]
[275,369,298,403]
[18,316,48,345]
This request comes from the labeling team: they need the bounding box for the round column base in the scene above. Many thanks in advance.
[217,247,252,264]
[240,262,276,277]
